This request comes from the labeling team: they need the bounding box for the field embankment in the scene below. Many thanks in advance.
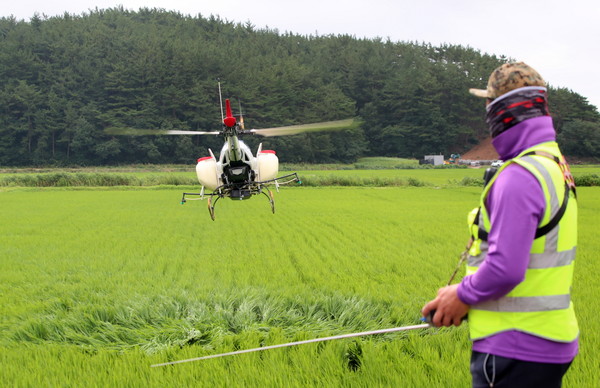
[1,161,599,188]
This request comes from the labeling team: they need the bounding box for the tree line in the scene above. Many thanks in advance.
[1,7,598,166]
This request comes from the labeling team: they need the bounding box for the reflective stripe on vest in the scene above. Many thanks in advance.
[475,294,570,312]
[468,248,576,269]
[466,142,578,343]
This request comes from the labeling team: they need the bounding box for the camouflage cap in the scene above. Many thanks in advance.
[469,62,546,100]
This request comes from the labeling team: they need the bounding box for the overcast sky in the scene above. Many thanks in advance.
[4,0,599,110]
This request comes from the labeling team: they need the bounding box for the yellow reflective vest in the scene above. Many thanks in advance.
[467,141,578,342]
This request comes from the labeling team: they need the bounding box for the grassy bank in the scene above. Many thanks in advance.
[1,162,599,188]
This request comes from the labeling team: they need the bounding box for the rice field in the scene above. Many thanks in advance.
[1,168,599,387]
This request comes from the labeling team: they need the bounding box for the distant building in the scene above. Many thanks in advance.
[424,155,444,166]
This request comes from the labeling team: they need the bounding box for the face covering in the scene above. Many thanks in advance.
[485,86,550,138]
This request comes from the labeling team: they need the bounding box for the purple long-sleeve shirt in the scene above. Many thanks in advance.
[457,116,578,363]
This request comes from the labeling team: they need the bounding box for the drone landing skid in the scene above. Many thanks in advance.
[182,189,273,221]
[207,196,220,221]
[263,189,275,214]
[180,173,299,220]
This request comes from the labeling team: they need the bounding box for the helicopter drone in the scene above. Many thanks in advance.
[106,90,357,220]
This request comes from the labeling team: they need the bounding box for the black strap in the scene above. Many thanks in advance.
[523,151,574,238]
[475,152,572,242]
[534,182,570,239]
[472,208,488,241]
[477,227,488,242]
[522,150,559,163]
[523,151,577,200]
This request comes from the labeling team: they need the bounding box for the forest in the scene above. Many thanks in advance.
[1,7,599,166]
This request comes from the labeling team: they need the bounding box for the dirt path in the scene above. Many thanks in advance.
[461,137,499,160]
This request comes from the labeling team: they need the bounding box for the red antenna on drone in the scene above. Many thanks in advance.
[217,81,236,128]
[223,99,237,128]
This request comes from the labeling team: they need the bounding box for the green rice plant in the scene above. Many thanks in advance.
[574,174,600,186]
[447,176,484,187]
[0,172,198,187]
[353,157,420,169]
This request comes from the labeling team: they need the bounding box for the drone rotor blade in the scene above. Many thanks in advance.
[165,130,221,136]
[249,118,360,137]
[104,127,220,136]
[104,127,169,136]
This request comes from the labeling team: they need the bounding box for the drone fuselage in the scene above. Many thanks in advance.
[195,136,279,197]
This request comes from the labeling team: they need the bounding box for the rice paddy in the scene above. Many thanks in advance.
[1,168,599,387]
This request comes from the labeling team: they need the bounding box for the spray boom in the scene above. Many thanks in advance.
[151,323,430,367]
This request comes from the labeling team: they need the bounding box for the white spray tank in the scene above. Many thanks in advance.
[195,149,221,191]
[256,143,279,181]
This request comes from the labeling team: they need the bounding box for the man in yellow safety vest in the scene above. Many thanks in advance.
[422,62,578,388]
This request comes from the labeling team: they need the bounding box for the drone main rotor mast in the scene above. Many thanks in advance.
[218,81,224,123]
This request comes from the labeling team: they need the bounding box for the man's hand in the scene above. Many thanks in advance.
[421,284,470,327]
